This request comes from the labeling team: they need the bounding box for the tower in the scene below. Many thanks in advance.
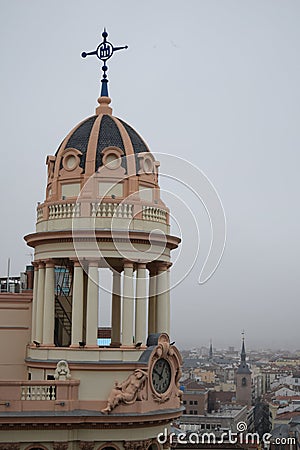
[209,339,213,360]
[0,31,183,449]
[236,333,252,407]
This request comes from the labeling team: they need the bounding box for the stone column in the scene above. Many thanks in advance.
[71,260,84,346]
[111,270,121,346]
[156,263,169,335]
[43,260,55,345]
[122,261,134,346]
[148,265,157,335]
[31,262,39,342]
[135,263,147,345]
[166,267,171,335]
[35,261,45,343]
[86,261,99,346]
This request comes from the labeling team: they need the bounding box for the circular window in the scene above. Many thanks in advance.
[105,153,120,170]
[144,158,153,174]
[65,155,77,170]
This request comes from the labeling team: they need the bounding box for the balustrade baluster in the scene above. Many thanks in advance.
[21,386,26,400]
[26,386,31,400]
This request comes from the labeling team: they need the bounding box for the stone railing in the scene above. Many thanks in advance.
[37,205,43,222]
[48,202,80,220]
[91,202,133,219]
[21,384,56,400]
[36,201,168,225]
[142,206,168,223]
[0,380,80,412]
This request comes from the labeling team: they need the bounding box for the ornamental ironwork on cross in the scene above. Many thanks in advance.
[81,29,128,97]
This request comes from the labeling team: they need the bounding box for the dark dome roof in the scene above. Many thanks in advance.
[56,113,150,173]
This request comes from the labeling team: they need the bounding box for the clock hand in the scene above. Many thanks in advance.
[159,364,165,378]
[153,368,163,380]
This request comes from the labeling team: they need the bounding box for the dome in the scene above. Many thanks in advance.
[54,97,150,175]
[44,96,161,212]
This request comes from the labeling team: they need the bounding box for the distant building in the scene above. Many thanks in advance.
[181,380,209,415]
[236,336,252,407]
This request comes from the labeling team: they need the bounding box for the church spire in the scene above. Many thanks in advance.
[241,330,246,362]
[236,331,251,374]
[209,339,213,360]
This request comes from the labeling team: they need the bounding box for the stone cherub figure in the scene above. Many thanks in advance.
[101,368,148,414]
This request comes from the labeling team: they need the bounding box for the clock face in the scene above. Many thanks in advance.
[151,358,172,394]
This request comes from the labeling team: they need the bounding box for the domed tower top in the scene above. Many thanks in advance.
[38,31,167,235]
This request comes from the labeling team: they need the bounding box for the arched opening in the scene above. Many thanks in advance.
[98,444,119,450]
[25,446,49,450]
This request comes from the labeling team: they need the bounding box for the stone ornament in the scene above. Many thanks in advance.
[101,368,148,414]
[54,360,71,381]
[123,439,152,450]
[0,445,20,450]
[79,443,95,450]
[53,443,69,450]
[150,333,183,403]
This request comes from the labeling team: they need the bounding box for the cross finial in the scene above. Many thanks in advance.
[242,329,245,342]
[81,29,128,97]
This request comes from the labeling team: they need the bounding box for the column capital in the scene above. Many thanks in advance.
[32,261,39,270]
[70,258,82,268]
[44,259,55,268]
[88,259,99,268]
[157,262,169,272]
[123,260,134,269]
[136,262,147,270]
[37,260,45,269]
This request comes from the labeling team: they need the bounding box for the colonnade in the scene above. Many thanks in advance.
[31,259,171,348]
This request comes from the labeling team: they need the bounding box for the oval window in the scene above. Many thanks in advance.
[144,158,153,174]
[105,153,120,169]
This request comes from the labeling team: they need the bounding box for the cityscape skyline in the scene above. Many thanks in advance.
[1,0,299,350]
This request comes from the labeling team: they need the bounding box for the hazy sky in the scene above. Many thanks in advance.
[1,1,300,351]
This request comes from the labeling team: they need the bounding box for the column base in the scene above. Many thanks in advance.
[110,341,121,348]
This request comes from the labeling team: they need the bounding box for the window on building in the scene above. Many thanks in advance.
[183,400,186,405]
[189,400,193,405]
[194,400,198,405]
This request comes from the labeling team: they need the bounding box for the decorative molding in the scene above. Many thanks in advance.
[79,442,95,450]
[0,445,20,450]
[123,439,152,450]
[53,443,69,450]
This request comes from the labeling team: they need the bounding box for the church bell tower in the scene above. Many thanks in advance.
[236,333,252,407]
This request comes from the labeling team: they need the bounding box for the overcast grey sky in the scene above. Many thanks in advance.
[1,1,300,351]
